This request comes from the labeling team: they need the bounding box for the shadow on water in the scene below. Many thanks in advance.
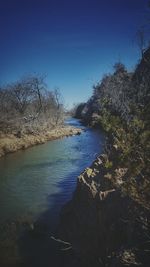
[17,131,104,267]
[21,157,78,171]
[18,168,84,267]
[0,119,104,267]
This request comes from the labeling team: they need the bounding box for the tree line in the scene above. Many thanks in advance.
[0,75,64,136]
[75,45,150,210]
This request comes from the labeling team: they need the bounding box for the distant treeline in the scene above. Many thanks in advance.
[0,75,64,135]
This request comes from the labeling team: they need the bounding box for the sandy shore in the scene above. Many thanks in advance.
[0,126,82,158]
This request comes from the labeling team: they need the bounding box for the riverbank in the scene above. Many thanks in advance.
[57,48,150,266]
[0,126,82,158]
[58,154,149,267]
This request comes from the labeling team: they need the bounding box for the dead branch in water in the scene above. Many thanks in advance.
[51,236,71,246]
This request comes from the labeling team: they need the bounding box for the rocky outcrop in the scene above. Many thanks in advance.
[58,155,150,267]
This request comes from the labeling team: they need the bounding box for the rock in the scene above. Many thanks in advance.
[57,154,149,267]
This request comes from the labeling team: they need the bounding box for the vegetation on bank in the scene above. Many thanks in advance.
[75,46,150,210]
[0,75,83,157]
[0,126,82,157]
[0,75,64,137]
[71,46,150,266]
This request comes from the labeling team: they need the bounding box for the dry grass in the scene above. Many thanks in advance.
[0,126,82,157]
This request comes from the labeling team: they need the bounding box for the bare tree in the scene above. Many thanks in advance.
[53,88,64,125]
[0,75,65,134]
[8,81,33,115]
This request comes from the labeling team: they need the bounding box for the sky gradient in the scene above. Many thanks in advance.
[0,0,149,108]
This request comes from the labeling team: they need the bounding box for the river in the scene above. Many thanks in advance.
[0,118,104,267]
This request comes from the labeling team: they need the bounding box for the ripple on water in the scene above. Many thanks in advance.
[0,119,105,266]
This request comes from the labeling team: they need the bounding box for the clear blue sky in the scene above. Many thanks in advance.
[0,0,149,108]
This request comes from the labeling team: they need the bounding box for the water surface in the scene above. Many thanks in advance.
[0,118,104,266]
